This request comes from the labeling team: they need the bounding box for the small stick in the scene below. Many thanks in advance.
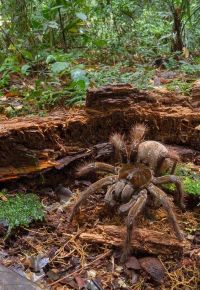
[48,249,112,286]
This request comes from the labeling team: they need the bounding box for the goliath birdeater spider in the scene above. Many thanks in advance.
[69,124,185,262]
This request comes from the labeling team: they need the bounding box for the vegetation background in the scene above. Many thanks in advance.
[0,0,200,114]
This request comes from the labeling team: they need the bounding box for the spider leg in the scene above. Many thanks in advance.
[154,155,166,176]
[121,183,134,202]
[118,195,137,214]
[147,184,183,241]
[104,183,117,207]
[121,189,147,263]
[76,162,118,177]
[69,175,118,222]
[152,175,185,210]
[110,133,127,163]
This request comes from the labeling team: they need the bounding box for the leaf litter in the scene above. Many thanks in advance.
[0,180,199,289]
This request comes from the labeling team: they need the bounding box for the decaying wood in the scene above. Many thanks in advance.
[0,143,113,182]
[80,225,187,256]
[0,84,199,182]
[191,79,200,104]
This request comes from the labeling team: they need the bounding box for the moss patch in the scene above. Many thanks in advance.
[0,193,45,236]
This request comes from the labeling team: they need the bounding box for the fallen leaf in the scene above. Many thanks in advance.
[74,274,86,289]
[139,257,165,283]
[87,269,97,279]
[118,278,128,288]
[125,256,141,270]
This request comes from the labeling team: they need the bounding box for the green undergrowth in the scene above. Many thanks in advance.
[1,50,200,116]
[0,193,45,237]
[165,164,200,198]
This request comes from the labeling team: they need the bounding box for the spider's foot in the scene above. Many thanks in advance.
[177,231,184,241]
[120,253,128,264]
[180,202,186,212]
[120,248,131,264]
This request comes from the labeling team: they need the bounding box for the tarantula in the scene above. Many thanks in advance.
[69,125,185,262]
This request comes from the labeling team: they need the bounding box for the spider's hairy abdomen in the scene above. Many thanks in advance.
[137,140,179,173]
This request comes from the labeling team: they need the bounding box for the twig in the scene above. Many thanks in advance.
[49,249,112,286]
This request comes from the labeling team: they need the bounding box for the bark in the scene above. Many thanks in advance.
[0,84,199,182]
[171,8,184,52]
[80,225,187,256]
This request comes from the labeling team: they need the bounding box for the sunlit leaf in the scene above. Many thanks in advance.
[76,12,87,21]
[21,64,31,75]
[46,55,56,64]
[51,62,69,74]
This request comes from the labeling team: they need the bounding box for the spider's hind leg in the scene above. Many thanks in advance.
[153,175,185,210]
[148,184,184,241]
[121,189,147,263]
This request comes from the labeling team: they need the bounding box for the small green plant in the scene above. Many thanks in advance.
[165,164,200,198]
[0,193,45,237]
[166,79,192,95]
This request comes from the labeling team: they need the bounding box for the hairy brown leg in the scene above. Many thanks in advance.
[118,195,137,214]
[152,175,185,210]
[154,156,166,176]
[69,175,118,222]
[121,190,147,263]
[104,183,117,207]
[148,184,183,241]
[110,133,126,163]
[76,162,118,177]
[170,160,178,174]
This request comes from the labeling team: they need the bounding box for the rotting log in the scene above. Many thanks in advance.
[0,84,199,182]
[80,225,187,256]
[0,143,112,182]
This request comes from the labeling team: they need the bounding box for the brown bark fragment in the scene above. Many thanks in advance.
[80,225,186,256]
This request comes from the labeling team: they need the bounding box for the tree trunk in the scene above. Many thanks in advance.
[171,8,184,52]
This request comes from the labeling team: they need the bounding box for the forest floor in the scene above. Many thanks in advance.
[0,169,199,289]
[0,62,199,289]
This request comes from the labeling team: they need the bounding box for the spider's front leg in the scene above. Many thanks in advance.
[148,184,184,241]
[121,189,147,263]
[69,175,118,222]
[76,162,118,177]
[152,175,185,210]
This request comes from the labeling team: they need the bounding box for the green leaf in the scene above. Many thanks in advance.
[21,64,31,75]
[46,55,56,64]
[50,5,64,11]
[72,79,87,90]
[71,68,89,87]
[94,39,107,47]
[45,21,59,30]
[71,68,86,81]
[51,62,69,74]
[76,12,87,21]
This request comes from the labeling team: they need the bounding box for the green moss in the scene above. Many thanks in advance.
[0,193,45,237]
[165,164,200,197]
